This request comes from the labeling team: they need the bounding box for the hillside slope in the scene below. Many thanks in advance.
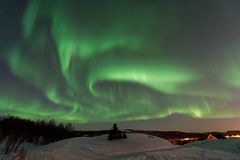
[25,133,240,160]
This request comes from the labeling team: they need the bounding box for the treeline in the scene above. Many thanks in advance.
[0,116,74,154]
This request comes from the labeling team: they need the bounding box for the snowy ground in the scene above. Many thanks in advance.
[0,142,35,160]
[5,133,240,160]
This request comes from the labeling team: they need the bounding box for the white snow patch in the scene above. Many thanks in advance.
[23,134,240,160]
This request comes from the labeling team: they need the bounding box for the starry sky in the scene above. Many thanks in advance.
[1,0,240,131]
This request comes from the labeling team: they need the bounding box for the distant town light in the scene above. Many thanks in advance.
[225,134,240,138]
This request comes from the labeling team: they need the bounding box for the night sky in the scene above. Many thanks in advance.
[1,0,240,131]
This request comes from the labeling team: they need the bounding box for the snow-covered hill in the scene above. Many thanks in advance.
[21,133,240,159]
[25,133,174,160]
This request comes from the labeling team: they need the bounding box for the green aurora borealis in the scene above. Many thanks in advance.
[1,0,240,126]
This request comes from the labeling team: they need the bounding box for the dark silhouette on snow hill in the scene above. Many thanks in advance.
[108,123,127,140]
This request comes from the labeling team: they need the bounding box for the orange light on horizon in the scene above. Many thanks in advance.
[225,134,240,138]
[177,137,198,141]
